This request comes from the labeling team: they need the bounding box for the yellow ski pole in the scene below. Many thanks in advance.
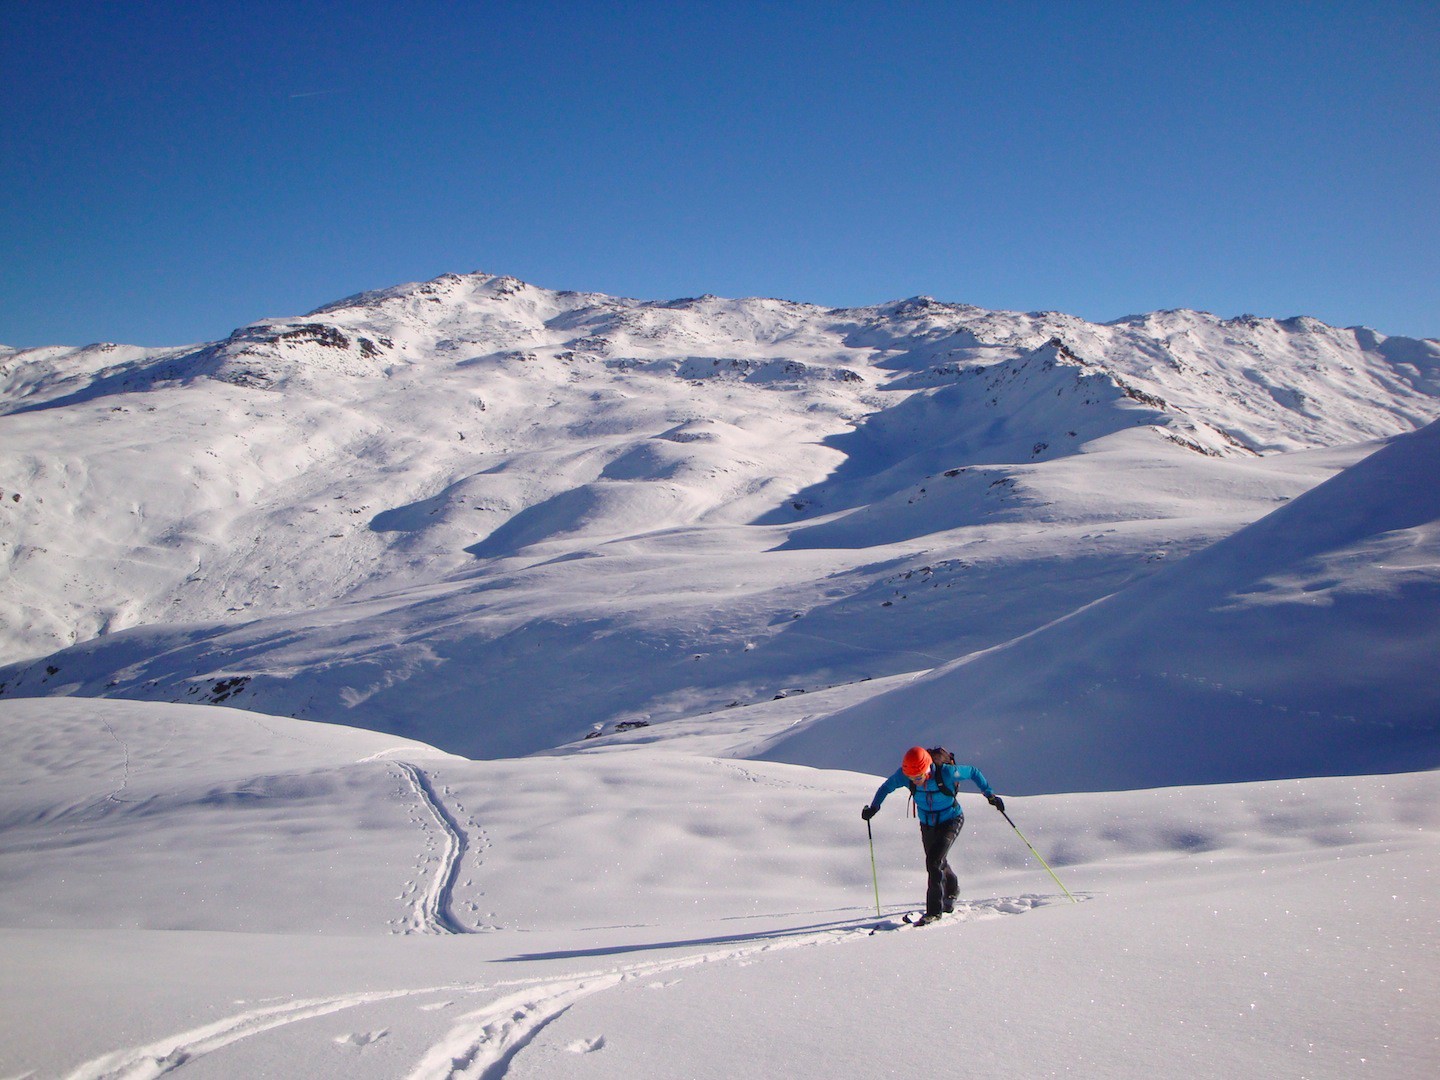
[866,818,882,917]
[1001,809,1078,903]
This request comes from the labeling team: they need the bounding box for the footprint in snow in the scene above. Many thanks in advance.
[566,1036,606,1054]
[334,1030,388,1048]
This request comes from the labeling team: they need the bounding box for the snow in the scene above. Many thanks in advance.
[0,698,1435,1078]
[1,272,1438,1077]
[763,419,1440,790]
[3,274,1437,770]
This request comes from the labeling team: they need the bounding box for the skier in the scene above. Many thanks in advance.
[861,746,1004,925]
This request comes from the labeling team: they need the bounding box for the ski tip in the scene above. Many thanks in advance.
[866,911,936,932]
[902,911,944,926]
[866,914,912,932]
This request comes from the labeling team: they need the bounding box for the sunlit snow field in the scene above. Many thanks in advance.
[2,275,1437,1077]
[0,698,1435,1079]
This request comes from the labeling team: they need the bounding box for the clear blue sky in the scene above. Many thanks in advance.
[3,0,1437,347]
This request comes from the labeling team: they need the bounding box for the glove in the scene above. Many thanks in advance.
[987,794,1005,814]
[861,804,877,821]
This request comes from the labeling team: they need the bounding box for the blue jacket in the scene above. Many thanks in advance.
[871,762,993,827]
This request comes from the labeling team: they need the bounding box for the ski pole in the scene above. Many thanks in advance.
[1001,809,1078,903]
[866,818,882,917]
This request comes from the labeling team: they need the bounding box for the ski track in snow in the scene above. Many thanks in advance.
[408,895,1062,1080]
[57,896,1057,1080]
[59,986,466,1080]
[97,717,132,806]
[394,762,473,936]
[783,627,954,667]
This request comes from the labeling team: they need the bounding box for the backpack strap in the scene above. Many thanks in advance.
[908,769,958,820]
[933,765,956,799]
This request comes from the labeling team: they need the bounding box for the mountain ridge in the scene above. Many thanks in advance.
[2,272,1438,784]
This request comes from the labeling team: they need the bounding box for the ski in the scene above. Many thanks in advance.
[866,911,935,933]
[903,911,944,926]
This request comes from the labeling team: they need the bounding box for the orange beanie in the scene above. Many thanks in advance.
[902,746,932,778]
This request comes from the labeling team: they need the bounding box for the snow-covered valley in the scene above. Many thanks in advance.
[1,272,1437,1077]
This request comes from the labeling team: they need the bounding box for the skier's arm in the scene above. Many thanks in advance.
[869,769,909,811]
[960,765,1006,812]
[958,764,994,799]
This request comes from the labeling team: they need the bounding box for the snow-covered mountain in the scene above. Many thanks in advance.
[2,271,1438,786]
[4,272,1439,1080]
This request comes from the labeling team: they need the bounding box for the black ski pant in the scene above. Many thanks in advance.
[920,816,963,916]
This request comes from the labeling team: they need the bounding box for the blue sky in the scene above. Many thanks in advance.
[3,1,1436,346]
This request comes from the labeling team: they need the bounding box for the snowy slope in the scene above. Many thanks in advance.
[763,419,1440,791]
[3,273,1438,781]
[3,274,1440,1078]
[0,698,1435,1079]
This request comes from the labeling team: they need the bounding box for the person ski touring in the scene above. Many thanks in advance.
[861,746,1004,925]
